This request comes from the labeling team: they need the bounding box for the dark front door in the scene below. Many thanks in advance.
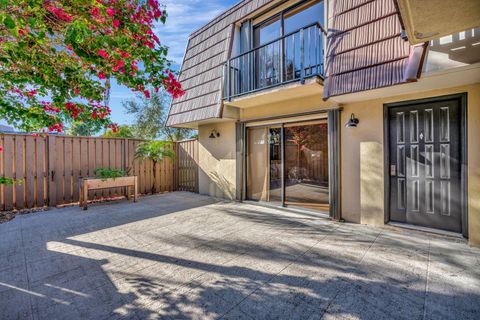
[389,98,463,233]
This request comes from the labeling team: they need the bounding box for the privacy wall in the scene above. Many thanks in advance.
[0,135,198,211]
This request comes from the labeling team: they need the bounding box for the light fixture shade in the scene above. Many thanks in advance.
[209,129,220,138]
[345,113,359,128]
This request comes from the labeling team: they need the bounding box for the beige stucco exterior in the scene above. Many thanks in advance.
[198,121,238,200]
[196,82,480,246]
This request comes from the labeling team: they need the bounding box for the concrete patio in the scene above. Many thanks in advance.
[1,192,479,320]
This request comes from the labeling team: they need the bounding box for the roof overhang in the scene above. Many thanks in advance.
[396,0,480,44]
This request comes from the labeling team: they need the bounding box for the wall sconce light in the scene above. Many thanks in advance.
[345,113,359,128]
[209,129,220,139]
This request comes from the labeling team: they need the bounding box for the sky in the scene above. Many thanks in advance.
[108,0,238,125]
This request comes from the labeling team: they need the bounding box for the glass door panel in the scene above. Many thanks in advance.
[253,16,281,48]
[246,126,282,204]
[284,120,329,211]
[253,16,282,89]
[246,119,329,212]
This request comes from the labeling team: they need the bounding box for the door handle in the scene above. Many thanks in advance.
[390,165,397,177]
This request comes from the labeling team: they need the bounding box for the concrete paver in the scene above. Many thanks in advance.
[0,192,478,319]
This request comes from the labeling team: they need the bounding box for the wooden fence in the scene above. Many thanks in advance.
[0,134,198,211]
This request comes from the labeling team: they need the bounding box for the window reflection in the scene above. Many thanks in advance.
[423,28,480,73]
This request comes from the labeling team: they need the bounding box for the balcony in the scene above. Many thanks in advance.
[224,23,326,102]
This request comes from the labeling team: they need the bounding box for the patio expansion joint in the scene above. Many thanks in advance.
[19,218,35,320]
[422,238,432,320]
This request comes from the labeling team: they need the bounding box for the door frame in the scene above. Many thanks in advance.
[383,93,468,237]
[237,108,341,219]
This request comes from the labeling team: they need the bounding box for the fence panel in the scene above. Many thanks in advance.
[175,139,198,193]
[0,134,199,211]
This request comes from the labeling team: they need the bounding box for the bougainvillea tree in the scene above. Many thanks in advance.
[0,0,184,135]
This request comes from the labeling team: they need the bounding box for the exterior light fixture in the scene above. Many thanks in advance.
[345,113,359,128]
[209,129,220,139]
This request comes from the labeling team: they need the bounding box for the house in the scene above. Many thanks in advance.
[167,0,480,246]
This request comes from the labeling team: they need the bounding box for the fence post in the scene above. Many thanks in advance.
[47,135,57,207]
[173,142,178,191]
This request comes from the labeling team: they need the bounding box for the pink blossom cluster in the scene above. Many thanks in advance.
[48,122,64,133]
[163,71,185,99]
[45,1,73,22]
[107,123,119,133]
[43,101,60,114]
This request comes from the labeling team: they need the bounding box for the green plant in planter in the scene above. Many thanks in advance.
[134,140,175,194]
[94,168,126,181]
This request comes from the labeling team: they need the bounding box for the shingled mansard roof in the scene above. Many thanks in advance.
[323,0,426,97]
[167,0,426,127]
[166,0,275,127]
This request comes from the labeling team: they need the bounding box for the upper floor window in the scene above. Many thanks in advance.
[252,0,325,49]
[226,0,326,100]
[283,0,324,35]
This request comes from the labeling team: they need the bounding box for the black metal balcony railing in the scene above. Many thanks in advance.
[224,23,326,100]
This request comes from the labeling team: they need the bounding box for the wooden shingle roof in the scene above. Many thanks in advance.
[167,0,275,127]
[323,0,426,98]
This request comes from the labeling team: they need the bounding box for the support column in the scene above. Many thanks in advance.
[328,109,341,220]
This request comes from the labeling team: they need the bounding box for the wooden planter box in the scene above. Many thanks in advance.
[79,176,138,210]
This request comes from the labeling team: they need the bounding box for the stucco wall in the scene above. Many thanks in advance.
[197,83,480,246]
[198,121,237,200]
[340,83,480,246]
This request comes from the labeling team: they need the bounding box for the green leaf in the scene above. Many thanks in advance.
[28,17,36,29]
[4,15,15,29]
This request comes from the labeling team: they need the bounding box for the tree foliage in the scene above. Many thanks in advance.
[67,121,103,136]
[0,0,184,134]
[102,124,135,138]
[134,140,174,193]
[123,89,194,141]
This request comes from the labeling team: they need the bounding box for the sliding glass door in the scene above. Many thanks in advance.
[246,126,282,204]
[284,120,329,210]
[246,119,329,211]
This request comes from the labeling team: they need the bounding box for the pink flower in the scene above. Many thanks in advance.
[28,89,37,96]
[98,71,107,79]
[48,123,63,133]
[131,61,138,71]
[143,90,150,99]
[107,123,119,133]
[0,145,3,152]
[46,5,73,22]
[113,19,120,30]
[98,49,109,59]
[163,71,185,98]
[106,8,115,17]
[90,7,100,16]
